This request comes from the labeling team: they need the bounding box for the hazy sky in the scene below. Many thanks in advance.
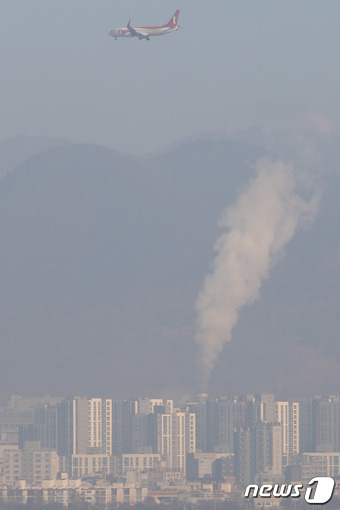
[1,2,340,401]
[1,1,340,153]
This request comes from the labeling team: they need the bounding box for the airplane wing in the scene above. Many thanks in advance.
[127,21,149,39]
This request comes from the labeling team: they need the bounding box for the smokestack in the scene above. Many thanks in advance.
[195,158,319,388]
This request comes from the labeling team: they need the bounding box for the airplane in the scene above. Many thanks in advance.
[109,10,180,41]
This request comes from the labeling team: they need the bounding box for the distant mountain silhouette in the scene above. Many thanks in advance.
[0,135,339,402]
[0,134,72,179]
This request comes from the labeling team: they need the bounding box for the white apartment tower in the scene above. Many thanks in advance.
[158,410,195,472]
[88,398,112,455]
[135,398,173,414]
[276,401,299,466]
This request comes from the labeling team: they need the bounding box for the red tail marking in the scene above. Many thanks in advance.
[166,9,180,28]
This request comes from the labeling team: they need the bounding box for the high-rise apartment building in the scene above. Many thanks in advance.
[184,395,219,453]
[88,398,112,455]
[33,405,58,451]
[20,400,74,458]
[298,397,318,453]
[217,397,249,454]
[234,423,282,488]
[112,399,134,471]
[276,401,299,466]
[134,398,173,415]
[131,412,160,454]
[317,396,340,452]
[187,394,276,455]
[72,397,89,455]
[259,394,276,423]
[157,410,196,472]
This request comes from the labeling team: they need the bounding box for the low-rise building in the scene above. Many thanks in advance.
[71,454,111,477]
[186,452,234,481]
[4,442,58,485]
[302,452,340,482]
[0,478,148,506]
[122,453,161,473]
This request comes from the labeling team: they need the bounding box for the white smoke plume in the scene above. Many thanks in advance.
[195,158,319,386]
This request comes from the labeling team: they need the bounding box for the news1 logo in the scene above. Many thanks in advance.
[245,477,335,504]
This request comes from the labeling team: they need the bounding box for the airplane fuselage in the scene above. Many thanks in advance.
[109,10,180,41]
[109,25,178,40]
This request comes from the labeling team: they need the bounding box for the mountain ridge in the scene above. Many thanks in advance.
[0,134,338,402]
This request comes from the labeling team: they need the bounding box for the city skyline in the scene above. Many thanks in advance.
[0,392,339,507]
[1,3,340,506]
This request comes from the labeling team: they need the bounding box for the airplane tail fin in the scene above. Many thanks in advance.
[165,10,180,28]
